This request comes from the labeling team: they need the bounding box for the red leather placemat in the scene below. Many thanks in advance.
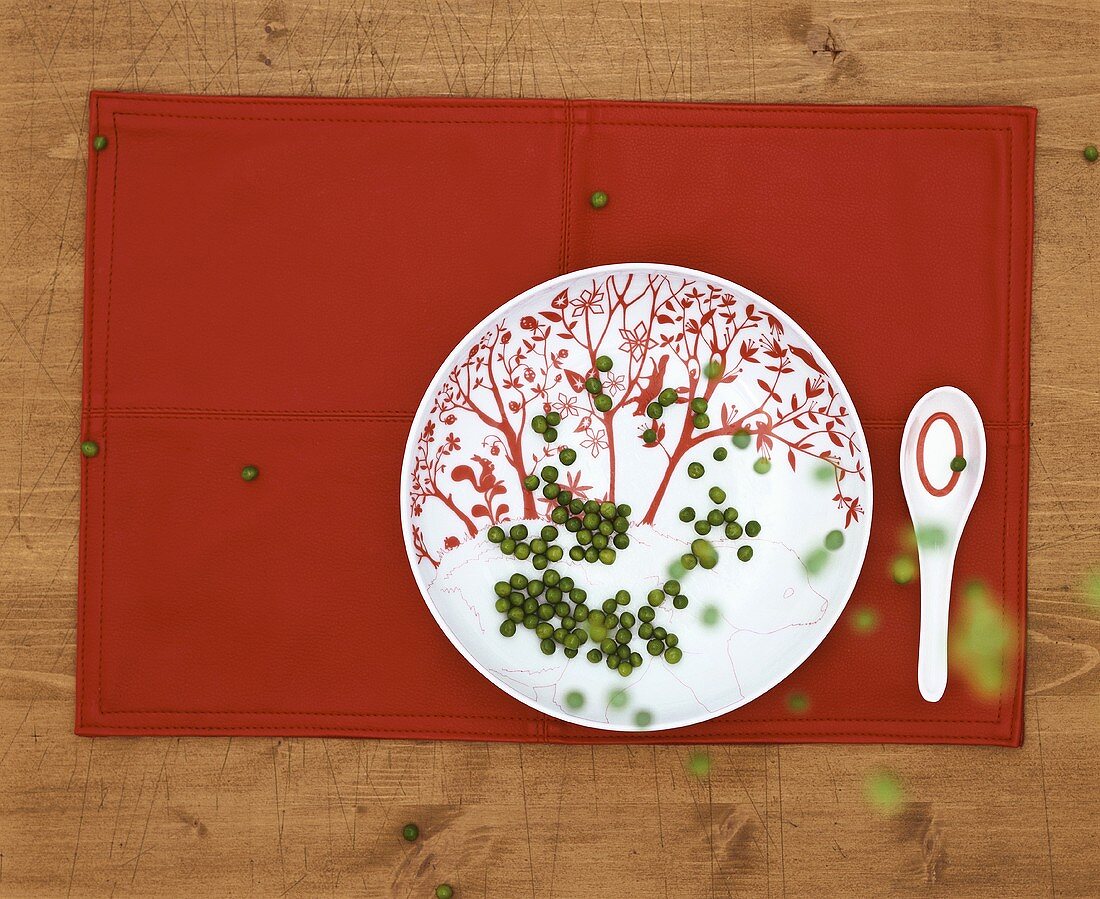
[77,94,1033,744]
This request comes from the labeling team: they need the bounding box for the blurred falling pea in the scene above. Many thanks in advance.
[949,580,1014,701]
[863,770,905,816]
[686,750,711,778]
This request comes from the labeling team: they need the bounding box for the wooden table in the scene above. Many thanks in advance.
[2,2,1097,895]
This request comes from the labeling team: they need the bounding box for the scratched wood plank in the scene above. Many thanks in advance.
[1,0,1098,896]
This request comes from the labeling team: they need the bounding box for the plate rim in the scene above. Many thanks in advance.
[400,262,874,732]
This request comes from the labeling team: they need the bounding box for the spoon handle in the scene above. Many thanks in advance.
[916,548,954,702]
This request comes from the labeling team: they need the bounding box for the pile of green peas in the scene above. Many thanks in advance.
[525,400,632,567]
[679,491,760,563]
[490,575,681,674]
[642,389,711,444]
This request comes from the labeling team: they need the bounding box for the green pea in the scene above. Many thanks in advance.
[647,402,663,419]
[706,509,724,526]
[615,628,631,644]
[693,413,710,429]
[701,605,720,626]
[602,598,617,614]
[570,587,587,602]
[737,545,754,562]
[557,490,573,506]
[544,427,558,443]
[590,190,609,208]
[514,542,531,560]
[583,511,600,529]
[647,589,665,607]
[892,556,916,584]
[617,503,632,517]
[569,499,584,514]
[691,538,718,569]
[725,521,743,540]
[506,607,524,623]
[746,520,761,538]
[499,620,516,637]
[532,554,547,570]
[723,507,739,522]
[402,823,420,841]
[642,428,657,444]
[509,592,524,607]
[495,581,511,597]
[540,639,556,656]
[560,576,575,592]
[600,502,617,520]
[435,885,454,899]
[577,529,592,546]
[753,457,771,474]
[596,355,614,372]
[619,612,636,628]
[713,446,728,461]
[950,455,967,472]
[733,429,752,449]
[612,516,629,533]
[664,646,683,664]
[532,415,548,434]
[585,377,603,395]
[524,475,540,491]
[613,533,630,550]
[690,397,708,414]
[605,613,619,628]
[663,579,680,596]
[494,597,509,613]
[638,606,655,622]
[647,639,663,656]
[523,597,538,614]
[551,506,569,524]
[565,518,582,535]
[530,538,548,555]
[638,622,654,639]
[659,388,678,406]
[564,633,581,650]
[673,595,688,609]
[617,661,633,677]
[653,626,667,640]
[629,652,643,668]
[606,654,619,670]
[703,360,723,380]
[509,525,528,541]
[534,622,552,639]
[542,483,559,500]
[665,633,678,647]
[553,627,568,643]
[588,609,605,626]
[613,589,629,605]
[681,553,698,570]
[600,638,617,655]
[599,548,616,565]
[546,411,561,426]
[679,507,696,522]
[687,462,705,479]
[524,614,539,629]
[554,601,569,617]
[595,394,613,412]
[507,573,526,590]
[573,603,589,621]
[559,448,577,466]
[708,486,726,504]
[537,603,554,620]
[694,520,712,536]
[587,648,603,663]
[634,710,654,727]
[487,526,505,543]
[547,546,564,562]
[1085,145,1100,162]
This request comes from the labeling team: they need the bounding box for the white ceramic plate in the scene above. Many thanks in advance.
[402,264,872,731]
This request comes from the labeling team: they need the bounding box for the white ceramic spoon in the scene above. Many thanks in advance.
[900,387,987,702]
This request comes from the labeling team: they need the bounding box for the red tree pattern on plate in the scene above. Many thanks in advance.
[410,270,866,559]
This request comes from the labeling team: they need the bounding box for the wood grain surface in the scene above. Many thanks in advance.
[2,1,1098,896]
